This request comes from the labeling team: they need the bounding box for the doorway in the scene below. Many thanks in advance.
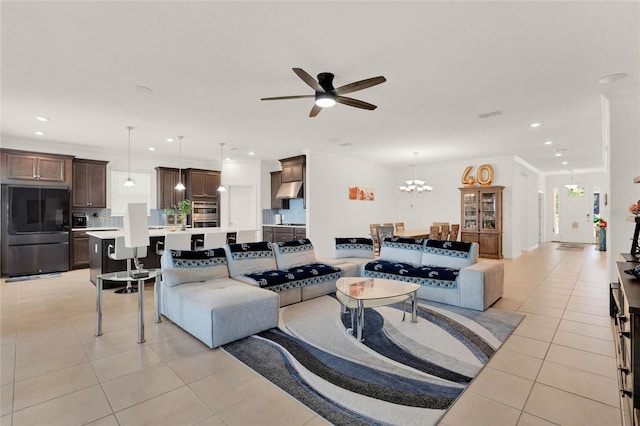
[559,183,593,243]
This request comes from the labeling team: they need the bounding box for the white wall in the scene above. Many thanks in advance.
[306,151,398,257]
[605,86,640,281]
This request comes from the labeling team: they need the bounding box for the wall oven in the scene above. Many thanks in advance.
[192,201,218,228]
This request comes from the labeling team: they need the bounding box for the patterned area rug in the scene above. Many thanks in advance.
[223,295,523,426]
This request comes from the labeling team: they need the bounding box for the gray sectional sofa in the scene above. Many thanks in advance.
[156,236,504,348]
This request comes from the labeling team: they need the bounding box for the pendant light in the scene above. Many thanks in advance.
[217,142,226,193]
[398,152,432,195]
[175,136,185,191]
[123,126,135,187]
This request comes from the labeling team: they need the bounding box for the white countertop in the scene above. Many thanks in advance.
[263,224,306,228]
[86,227,228,239]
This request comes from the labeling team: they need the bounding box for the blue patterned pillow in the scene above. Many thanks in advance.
[421,240,478,269]
[161,248,228,287]
[224,241,277,277]
[333,237,375,259]
[273,239,317,269]
[379,237,425,265]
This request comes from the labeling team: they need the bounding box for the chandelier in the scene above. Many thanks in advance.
[399,152,433,194]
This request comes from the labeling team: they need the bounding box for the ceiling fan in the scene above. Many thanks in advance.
[261,68,386,117]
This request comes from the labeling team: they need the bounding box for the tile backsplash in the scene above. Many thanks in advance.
[262,198,306,225]
[73,208,166,228]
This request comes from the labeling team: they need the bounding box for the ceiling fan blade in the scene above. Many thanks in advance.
[261,95,315,101]
[309,104,322,117]
[335,96,377,110]
[292,68,323,92]
[335,76,386,95]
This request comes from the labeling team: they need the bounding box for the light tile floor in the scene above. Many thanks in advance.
[0,242,621,425]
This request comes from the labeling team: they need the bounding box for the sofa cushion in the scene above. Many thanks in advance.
[364,259,459,288]
[225,241,277,277]
[244,263,342,293]
[379,237,425,264]
[333,237,375,259]
[161,248,228,287]
[421,240,478,269]
[273,238,317,269]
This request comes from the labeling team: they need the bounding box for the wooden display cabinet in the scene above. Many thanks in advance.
[459,185,504,259]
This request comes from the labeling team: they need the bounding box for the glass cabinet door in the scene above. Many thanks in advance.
[481,191,497,231]
[463,192,477,230]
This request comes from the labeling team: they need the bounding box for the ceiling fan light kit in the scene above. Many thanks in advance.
[261,68,386,117]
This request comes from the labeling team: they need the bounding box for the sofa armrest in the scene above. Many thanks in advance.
[457,260,504,311]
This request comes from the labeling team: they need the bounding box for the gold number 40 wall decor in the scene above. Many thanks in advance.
[461,164,494,186]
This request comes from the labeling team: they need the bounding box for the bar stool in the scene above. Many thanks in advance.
[156,232,192,255]
[108,236,148,293]
[195,232,227,250]
[235,229,257,244]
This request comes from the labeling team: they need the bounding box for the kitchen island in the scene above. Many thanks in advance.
[87,227,231,287]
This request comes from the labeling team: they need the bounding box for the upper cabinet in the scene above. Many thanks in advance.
[1,150,73,186]
[270,171,289,210]
[185,169,220,201]
[72,159,108,208]
[459,185,504,259]
[156,167,184,209]
[280,155,305,183]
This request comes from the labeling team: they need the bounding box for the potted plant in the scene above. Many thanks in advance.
[177,199,192,230]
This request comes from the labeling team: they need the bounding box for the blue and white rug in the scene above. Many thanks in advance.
[223,295,523,426]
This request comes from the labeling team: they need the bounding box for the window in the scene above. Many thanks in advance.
[566,185,584,197]
[110,170,151,216]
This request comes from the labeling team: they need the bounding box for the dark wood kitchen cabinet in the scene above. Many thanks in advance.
[270,171,289,209]
[280,155,305,183]
[72,159,108,208]
[1,149,73,186]
[70,230,90,269]
[156,167,184,209]
[185,168,220,201]
[263,226,306,243]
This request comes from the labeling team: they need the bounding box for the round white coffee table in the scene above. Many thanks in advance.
[336,277,420,342]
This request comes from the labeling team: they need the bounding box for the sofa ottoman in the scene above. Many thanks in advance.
[159,248,279,348]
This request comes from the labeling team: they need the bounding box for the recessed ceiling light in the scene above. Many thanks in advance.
[598,73,628,84]
[34,131,45,136]
[225,157,231,161]
[166,138,174,143]
[562,161,568,165]
[148,147,155,151]
[555,153,563,157]
[530,122,541,128]
[248,152,255,156]
[35,116,49,122]
[544,140,553,145]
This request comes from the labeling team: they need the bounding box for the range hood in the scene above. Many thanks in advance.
[275,181,303,199]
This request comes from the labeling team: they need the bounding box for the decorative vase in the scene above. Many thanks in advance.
[179,214,187,231]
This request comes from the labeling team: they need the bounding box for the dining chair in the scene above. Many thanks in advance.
[369,224,381,254]
[429,225,441,240]
[383,222,394,227]
[441,224,450,241]
[395,222,405,232]
[108,236,148,293]
[376,226,395,248]
[449,224,460,241]
[156,232,193,255]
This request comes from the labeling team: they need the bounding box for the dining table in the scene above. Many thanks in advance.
[393,228,430,239]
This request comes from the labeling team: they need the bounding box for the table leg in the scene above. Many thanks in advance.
[356,299,364,342]
[411,290,418,323]
[154,274,162,324]
[95,276,103,336]
[137,278,145,344]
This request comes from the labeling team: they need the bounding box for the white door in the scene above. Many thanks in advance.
[560,184,592,243]
[227,185,257,229]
